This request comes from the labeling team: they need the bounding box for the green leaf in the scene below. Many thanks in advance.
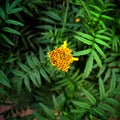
[94,43,106,59]
[95,35,111,41]
[91,107,106,118]
[83,54,93,78]
[74,36,93,45]
[92,50,102,68]
[110,71,116,93]
[82,88,96,105]
[9,0,22,10]
[39,17,55,24]
[39,47,45,61]
[99,77,105,100]
[24,76,31,92]
[96,30,106,34]
[0,33,15,46]
[26,54,35,69]
[105,98,120,107]
[98,103,115,115]
[57,93,65,107]
[73,48,91,56]
[12,70,24,77]
[40,68,50,83]
[6,19,24,26]
[5,57,16,63]
[52,95,60,111]
[105,56,115,63]
[9,8,23,14]
[101,15,113,20]
[56,79,69,87]
[6,0,22,14]
[97,65,106,77]
[2,27,21,35]
[17,62,30,72]
[36,25,54,30]
[71,69,80,79]
[66,83,75,92]
[89,5,101,12]
[43,11,62,21]
[6,0,10,13]
[29,73,39,87]
[112,36,120,51]
[92,17,97,22]
[56,78,69,86]
[99,20,106,29]
[108,61,117,67]
[33,70,41,86]
[74,75,82,83]
[95,38,110,48]
[103,69,111,82]
[72,100,90,109]
[76,32,93,40]
[17,79,22,93]
[89,11,99,18]
[0,70,11,88]
[0,88,9,96]
[31,53,40,66]
[39,103,55,119]
[0,78,10,88]
[22,6,33,17]
[0,7,6,19]
[97,0,104,6]
[71,109,86,114]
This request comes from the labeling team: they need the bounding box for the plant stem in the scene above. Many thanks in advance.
[79,0,91,18]
[60,0,69,37]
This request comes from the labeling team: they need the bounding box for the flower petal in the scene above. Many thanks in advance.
[61,41,67,48]
[72,57,79,61]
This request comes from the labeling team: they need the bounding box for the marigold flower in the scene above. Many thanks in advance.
[48,41,79,72]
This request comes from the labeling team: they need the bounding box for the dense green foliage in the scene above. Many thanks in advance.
[0,0,120,119]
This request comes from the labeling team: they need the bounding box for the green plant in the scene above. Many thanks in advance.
[0,0,23,46]
[0,0,120,120]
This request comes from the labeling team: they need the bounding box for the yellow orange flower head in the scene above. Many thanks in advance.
[75,18,80,23]
[48,41,79,72]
